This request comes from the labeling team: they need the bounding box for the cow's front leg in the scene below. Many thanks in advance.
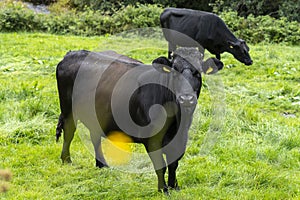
[164,128,187,191]
[216,53,221,60]
[167,159,180,190]
[148,151,168,194]
[146,142,168,194]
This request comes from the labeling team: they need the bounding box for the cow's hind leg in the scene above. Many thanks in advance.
[90,131,108,168]
[147,150,168,194]
[60,114,76,163]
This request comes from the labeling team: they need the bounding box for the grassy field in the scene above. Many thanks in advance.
[0,32,299,199]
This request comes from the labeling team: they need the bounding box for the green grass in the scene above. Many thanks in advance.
[0,32,299,199]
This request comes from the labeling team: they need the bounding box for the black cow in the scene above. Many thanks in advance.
[55,49,217,193]
[160,7,253,65]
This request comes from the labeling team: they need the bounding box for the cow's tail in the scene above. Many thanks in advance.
[160,9,170,28]
[160,8,184,28]
[56,114,64,142]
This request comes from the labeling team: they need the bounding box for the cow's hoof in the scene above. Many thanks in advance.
[61,156,72,164]
[159,187,169,195]
[170,185,180,191]
[95,159,108,168]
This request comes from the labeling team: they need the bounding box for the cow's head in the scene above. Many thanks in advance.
[152,55,201,108]
[228,39,253,65]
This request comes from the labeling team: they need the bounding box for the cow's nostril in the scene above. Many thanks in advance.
[178,94,196,105]
[245,59,253,66]
[180,94,194,101]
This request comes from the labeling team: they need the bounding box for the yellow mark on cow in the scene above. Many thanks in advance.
[163,66,171,73]
[230,45,234,49]
[206,67,214,74]
[102,131,132,166]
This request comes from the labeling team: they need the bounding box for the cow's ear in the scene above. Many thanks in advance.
[152,57,173,73]
[202,58,224,74]
[152,56,172,66]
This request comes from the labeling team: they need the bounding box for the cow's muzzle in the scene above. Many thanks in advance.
[178,94,197,106]
[243,58,253,66]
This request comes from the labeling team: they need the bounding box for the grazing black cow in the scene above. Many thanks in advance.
[56,49,217,194]
[160,7,253,65]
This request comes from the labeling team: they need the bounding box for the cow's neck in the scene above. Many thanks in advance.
[224,28,238,48]
[215,22,238,53]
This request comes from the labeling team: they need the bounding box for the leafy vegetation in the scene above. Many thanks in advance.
[0,32,299,199]
[22,0,300,22]
[0,1,299,44]
[0,1,163,35]
[211,0,300,22]
[220,11,300,45]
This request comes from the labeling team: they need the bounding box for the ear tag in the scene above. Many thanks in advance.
[163,66,171,73]
[230,45,234,49]
[206,67,214,74]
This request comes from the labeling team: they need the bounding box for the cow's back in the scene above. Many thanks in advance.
[56,50,141,120]
[160,8,217,32]
[160,8,231,54]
